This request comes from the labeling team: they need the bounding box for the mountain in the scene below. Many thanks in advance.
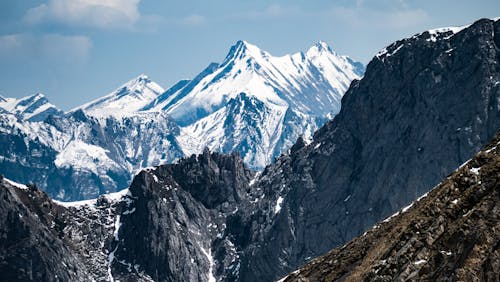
[280,130,500,281]
[1,18,497,282]
[0,93,63,121]
[154,40,364,169]
[71,74,164,118]
[0,40,363,200]
[235,17,500,281]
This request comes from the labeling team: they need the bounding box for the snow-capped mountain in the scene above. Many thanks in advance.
[155,40,364,169]
[0,93,63,121]
[0,40,363,199]
[72,74,164,118]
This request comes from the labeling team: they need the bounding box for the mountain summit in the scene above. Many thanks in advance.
[72,74,165,118]
[0,93,62,121]
[154,40,364,169]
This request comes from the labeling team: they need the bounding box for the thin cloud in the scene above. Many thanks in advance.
[327,5,428,29]
[228,4,302,21]
[0,33,92,63]
[181,14,205,26]
[24,0,141,29]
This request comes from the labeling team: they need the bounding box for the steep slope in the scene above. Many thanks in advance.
[72,74,164,118]
[0,176,154,281]
[0,93,63,121]
[153,40,364,169]
[282,130,500,282]
[0,178,89,281]
[237,18,500,281]
[110,150,255,281]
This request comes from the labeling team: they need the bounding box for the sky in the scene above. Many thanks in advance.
[0,0,499,110]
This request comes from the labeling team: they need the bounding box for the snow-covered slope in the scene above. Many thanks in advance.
[72,74,164,118]
[155,40,364,169]
[0,93,63,121]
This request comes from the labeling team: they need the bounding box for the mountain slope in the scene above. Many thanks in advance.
[281,130,500,281]
[0,93,63,121]
[72,74,164,118]
[237,17,500,281]
[153,40,364,169]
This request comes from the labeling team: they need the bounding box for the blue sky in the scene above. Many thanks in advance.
[1,0,499,110]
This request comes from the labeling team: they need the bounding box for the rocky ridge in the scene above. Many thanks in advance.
[281,130,500,281]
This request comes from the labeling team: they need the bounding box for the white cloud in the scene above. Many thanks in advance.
[0,33,92,63]
[24,0,141,29]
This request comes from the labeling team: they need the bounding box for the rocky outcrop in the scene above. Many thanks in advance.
[0,180,88,281]
[111,150,255,281]
[282,130,500,281]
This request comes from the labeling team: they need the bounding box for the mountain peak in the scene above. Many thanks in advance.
[306,41,334,57]
[223,40,266,64]
[72,75,165,118]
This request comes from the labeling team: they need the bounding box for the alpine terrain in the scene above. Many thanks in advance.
[0,17,498,282]
[0,41,363,200]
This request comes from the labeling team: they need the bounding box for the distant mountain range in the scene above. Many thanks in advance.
[0,40,363,200]
[0,17,498,282]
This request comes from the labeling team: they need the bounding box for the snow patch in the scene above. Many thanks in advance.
[414,259,427,265]
[199,246,216,282]
[3,178,28,190]
[54,140,118,174]
[274,196,284,214]
[470,167,480,175]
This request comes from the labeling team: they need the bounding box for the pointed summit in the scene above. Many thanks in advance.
[72,74,165,118]
[306,40,335,57]
[222,40,267,65]
[0,92,62,121]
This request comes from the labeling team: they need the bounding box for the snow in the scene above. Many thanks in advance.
[3,178,28,190]
[199,246,216,282]
[470,167,480,175]
[71,74,165,118]
[113,215,121,241]
[274,196,284,214]
[0,93,61,121]
[54,188,130,208]
[54,140,119,174]
[150,40,362,169]
[414,259,427,265]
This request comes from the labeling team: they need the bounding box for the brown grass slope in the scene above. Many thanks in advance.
[282,131,500,282]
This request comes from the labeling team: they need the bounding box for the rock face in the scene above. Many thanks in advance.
[0,179,88,281]
[282,130,500,282]
[111,150,255,281]
[236,18,500,281]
